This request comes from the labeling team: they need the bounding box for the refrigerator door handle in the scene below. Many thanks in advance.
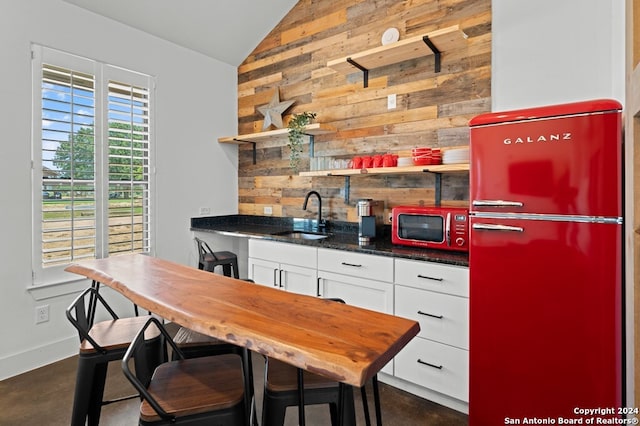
[472,223,524,232]
[472,199,524,208]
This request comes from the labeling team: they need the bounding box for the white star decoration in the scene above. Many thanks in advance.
[258,89,295,131]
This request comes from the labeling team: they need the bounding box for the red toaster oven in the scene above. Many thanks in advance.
[391,206,469,252]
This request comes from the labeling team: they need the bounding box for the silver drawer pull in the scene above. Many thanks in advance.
[472,223,524,232]
[472,199,524,207]
[341,262,362,267]
[417,359,443,369]
[417,274,443,281]
[418,310,443,319]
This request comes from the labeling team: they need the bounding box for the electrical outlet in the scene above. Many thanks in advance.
[263,206,273,215]
[387,94,397,110]
[199,207,211,215]
[35,305,49,324]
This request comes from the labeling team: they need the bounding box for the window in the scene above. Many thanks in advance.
[32,46,153,285]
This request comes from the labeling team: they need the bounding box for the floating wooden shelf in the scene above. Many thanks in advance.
[300,163,469,205]
[218,123,335,164]
[327,25,468,87]
[218,123,335,144]
[299,163,469,177]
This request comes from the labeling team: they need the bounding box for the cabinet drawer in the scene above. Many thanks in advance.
[318,271,394,314]
[395,337,469,402]
[395,258,468,297]
[317,248,393,282]
[249,239,317,268]
[396,285,468,349]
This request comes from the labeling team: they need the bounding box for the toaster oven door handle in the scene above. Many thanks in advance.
[445,212,451,247]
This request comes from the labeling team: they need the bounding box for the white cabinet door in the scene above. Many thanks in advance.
[248,257,279,288]
[318,271,394,375]
[318,271,394,314]
[248,239,318,296]
[280,263,318,296]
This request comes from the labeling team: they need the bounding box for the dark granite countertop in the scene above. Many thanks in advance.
[191,215,469,267]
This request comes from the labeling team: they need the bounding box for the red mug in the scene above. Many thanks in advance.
[361,156,373,168]
[372,155,383,168]
[352,156,362,169]
[382,153,396,167]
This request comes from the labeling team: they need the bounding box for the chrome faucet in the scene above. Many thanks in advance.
[303,190,325,231]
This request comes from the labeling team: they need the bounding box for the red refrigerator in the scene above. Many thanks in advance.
[468,99,623,425]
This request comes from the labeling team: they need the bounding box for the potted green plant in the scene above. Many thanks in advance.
[287,112,316,172]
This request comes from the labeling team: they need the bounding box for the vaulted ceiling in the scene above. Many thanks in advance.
[62,0,298,66]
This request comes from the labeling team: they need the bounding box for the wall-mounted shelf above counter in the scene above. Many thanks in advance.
[300,163,469,204]
[300,163,469,177]
[218,123,335,164]
[327,25,468,88]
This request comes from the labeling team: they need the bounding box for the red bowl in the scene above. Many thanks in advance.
[412,147,431,155]
[412,157,432,166]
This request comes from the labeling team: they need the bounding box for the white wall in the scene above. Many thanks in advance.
[0,0,239,379]
[492,0,625,110]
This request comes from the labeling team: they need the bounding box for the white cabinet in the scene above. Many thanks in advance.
[249,239,470,410]
[317,248,394,375]
[248,239,318,296]
[394,258,469,403]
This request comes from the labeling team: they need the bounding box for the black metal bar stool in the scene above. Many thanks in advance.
[195,236,239,278]
[261,298,385,426]
[167,238,255,422]
[122,317,247,425]
[66,285,163,426]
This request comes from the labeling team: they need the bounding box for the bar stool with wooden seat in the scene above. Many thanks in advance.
[261,298,383,426]
[172,238,256,423]
[66,286,163,426]
[175,239,243,355]
[195,236,239,278]
[122,316,247,425]
[262,357,356,426]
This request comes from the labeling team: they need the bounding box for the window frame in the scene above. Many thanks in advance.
[31,45,155,287]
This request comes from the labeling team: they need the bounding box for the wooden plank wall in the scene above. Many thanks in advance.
[236,0,491,222]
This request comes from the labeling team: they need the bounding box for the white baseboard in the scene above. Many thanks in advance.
[0,336,77,381]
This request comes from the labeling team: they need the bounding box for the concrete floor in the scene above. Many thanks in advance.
[0,352,468,425]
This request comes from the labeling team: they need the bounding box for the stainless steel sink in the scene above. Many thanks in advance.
[273,230,330,240]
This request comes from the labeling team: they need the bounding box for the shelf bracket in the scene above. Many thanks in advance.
[305,134,315,158]
[347,57,369,88]
[422,35,441,73]
[423,169,442,206]
[233,139,257,165]
[343,176,351,204]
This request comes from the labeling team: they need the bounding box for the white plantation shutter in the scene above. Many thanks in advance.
[106,78,151,255]
[40,60,97,268]
[32,46,153,285]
